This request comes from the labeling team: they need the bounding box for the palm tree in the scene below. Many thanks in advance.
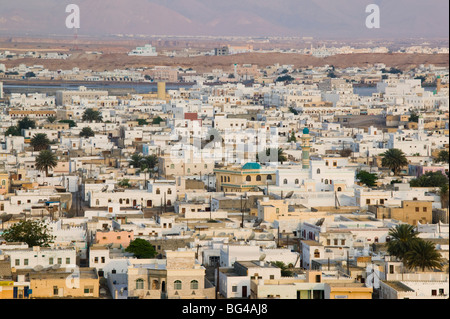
[35,150,58,177]
[403,239,444,272]
[381,148,408,176]
[257,148,287,164]
[80,127,95,138]
[47,116,57,123]
[30,133,51,151]
[82,108,103,123]
[140,155,158,185]
[386,224,420,261]
[129,153,143,169]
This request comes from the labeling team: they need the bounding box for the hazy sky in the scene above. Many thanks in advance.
[0,0,448,39]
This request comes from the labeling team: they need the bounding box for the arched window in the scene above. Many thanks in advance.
[325,161,329,166]
[170,164,175,169]
[295,179,299,184]
[221,176,223,182]
[325,179,328,185]
[167,188,172,195]
[256,175,261,181]
[283,179,288,185]
[136,279,144,290]
[190,280,199,290]
[227,176,230,182]
[156,188,160,195]
[152,280,159,290]
[119,199,123,204]
[174,280,182,290]
[267,175,272,181]
[337,187,342,192]
[246,175,251,182]
[317,168,321,174]
[314,249,320,258]
[204,164,208,169]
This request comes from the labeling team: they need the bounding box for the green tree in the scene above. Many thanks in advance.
[25,71,36,78]
[2,220,55,247]
[18,117,36,130]
[35,150,58,177]
[288,107,298,115]
[356,170,378,187]
[408,112,419,123]
[439,184,449,211]
[152,116,164,125]
[270,261,293,277]
[118,179,131,188]
[47,116,57,123]
[288,131,297,143]
[403,240,444,272]
[4,126,21,136]
[257,148,287,164]
[275,75,294,82]
[129,153,143,169]
[386,224,420,262]
[137,119,148,126]
[381,148,408,176]
[82,108,103,122]
[437,150,449,163]
[80,127,95,138]
[125,238,157,258]
[30,133,51,151]
[409,171,449,188]
[58,119,77,128]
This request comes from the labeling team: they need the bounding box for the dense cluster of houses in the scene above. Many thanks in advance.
[0,61,448,299]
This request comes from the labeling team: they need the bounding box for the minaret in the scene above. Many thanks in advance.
[301,127,311,169]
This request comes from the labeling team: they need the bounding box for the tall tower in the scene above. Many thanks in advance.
[301,127,311,169]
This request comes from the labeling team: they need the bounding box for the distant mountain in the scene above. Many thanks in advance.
[0,0,448,38]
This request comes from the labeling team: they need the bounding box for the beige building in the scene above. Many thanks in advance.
[29,268,99,298]
[127,250,215,299]
[369,200,433,225]
[214,162,276,193]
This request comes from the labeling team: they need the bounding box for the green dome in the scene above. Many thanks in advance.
[242,162,261,170]
[302,127,310,134]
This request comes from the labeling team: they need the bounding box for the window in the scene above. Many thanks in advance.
[256,175,261,181]
[167,188,172,195]
[57,258,62,265]
[380,199,384,205]
[317,168,321,174]
[341,239,346,245]
[156,189,160,195]
[101,257,105,263]
[49,257,54,265]
[325,179,328,185]
[190,280,198,290]
[314,249,320,258]
[15,259,20,266]
[267,175,272,181]
[431,290,437,296]
[94,257,98,263]
[295,179,299,184]
[327,239,331,245]
[334,239,338,245]
[136,279,144,290]
[24,259,29,266]
[53,286,58,296]
[174,280,182,290]
[84,287,94,294]
[170,164,175,169]
[415,207,420,212]
[65,258,70,264]
[423,207,427,212]
[337,187,342,192]
[232,286,238,293]
[366,199,371,205]
[283,179,288,185]
[221,176,223,182]
[246,175,251,182]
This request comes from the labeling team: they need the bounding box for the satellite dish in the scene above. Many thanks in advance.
[259,254,266,261]
[0,214,12,222]
[199,234,206,240]
[315,218,325,226]
[285,191,294,198]
[101,185,108,192]
[33,265,44,272]
[248,233,255,240]
[52,264,61,270]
